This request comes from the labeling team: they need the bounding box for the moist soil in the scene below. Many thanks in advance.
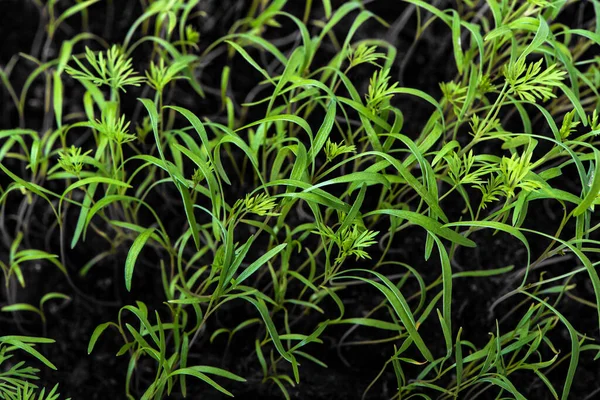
[1,1,599,399]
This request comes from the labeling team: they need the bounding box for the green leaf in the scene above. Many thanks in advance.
[164,106,213,163]
[558,83,587,125]
[1,338,57,370]
[233,244,287,288]
[451,11,464,74]
[453,265,514,278]
[365,209,475,247]
[40,292,71,309]
[241,296,297,376]
[308,100,336,175]
[518,16,549,63]
[573,149,600,216]
[178,182,201,251]
[88,322,112,354]
[71,182,98,248]
[334,270,434,362]
[52,0,99,35]
[433,236,452,345]
[225,40,274,84]
[125,228,155,291]
[2,303,41,315]
[445,221,531,281]
[168,367,244,397]
[53,71,63,128]
[329,318,400,331]
[61,177,131,206]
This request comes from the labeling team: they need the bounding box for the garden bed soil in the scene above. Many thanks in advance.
[1,1,599,399]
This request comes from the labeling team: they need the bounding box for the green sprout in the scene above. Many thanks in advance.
[185,25,200,44]
[66,45,144,93]
[365,68,398,114]
[57,146,92,176]
[145,56,195,93]
[504,58,566,102]
[347,43,384,68]
[324,139,356,163]
[440,81,468,115]
[87,106,136,145]
[2,1,600,399]
[559,109,580,140]
[498,152,543,198]
[241,193,279,216]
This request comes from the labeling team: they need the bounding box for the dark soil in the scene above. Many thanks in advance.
[1,1,599,399]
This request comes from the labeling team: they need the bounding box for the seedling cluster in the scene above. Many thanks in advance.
[1,0,600,399]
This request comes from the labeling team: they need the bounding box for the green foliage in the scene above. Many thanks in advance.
[57,146,92,176]
[0,337,68,400]
[2,0,600,398]
[504,58,566,102]
[66,46,144,93]
[85,105,136,145]
[323,139,356,163]
[347,43,385,68]
[366,68,399,114]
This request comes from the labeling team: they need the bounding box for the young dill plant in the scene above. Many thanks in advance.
[86,105,136,145]
[235,193,279,217]
[65,45,144,98]
[185,25,200,45]
[5,1,600,399]
[446,150,487,187]
[476,174,507,209]
[440,81,468,116]
[77,103,135,179]
[559,109,580,140]
[337,225,379,263]
[503,58,566,102]
[347,43,385,68]
[0,337,68,400]
[191,161,213,194]
[498,152,542,198]
[313,222,378,279]
[324,139,356,163]
[366,68,398,114]
[469,114,503,138]
[57,146,92,177]
[145,56,196,93]
[475,149,542,209]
